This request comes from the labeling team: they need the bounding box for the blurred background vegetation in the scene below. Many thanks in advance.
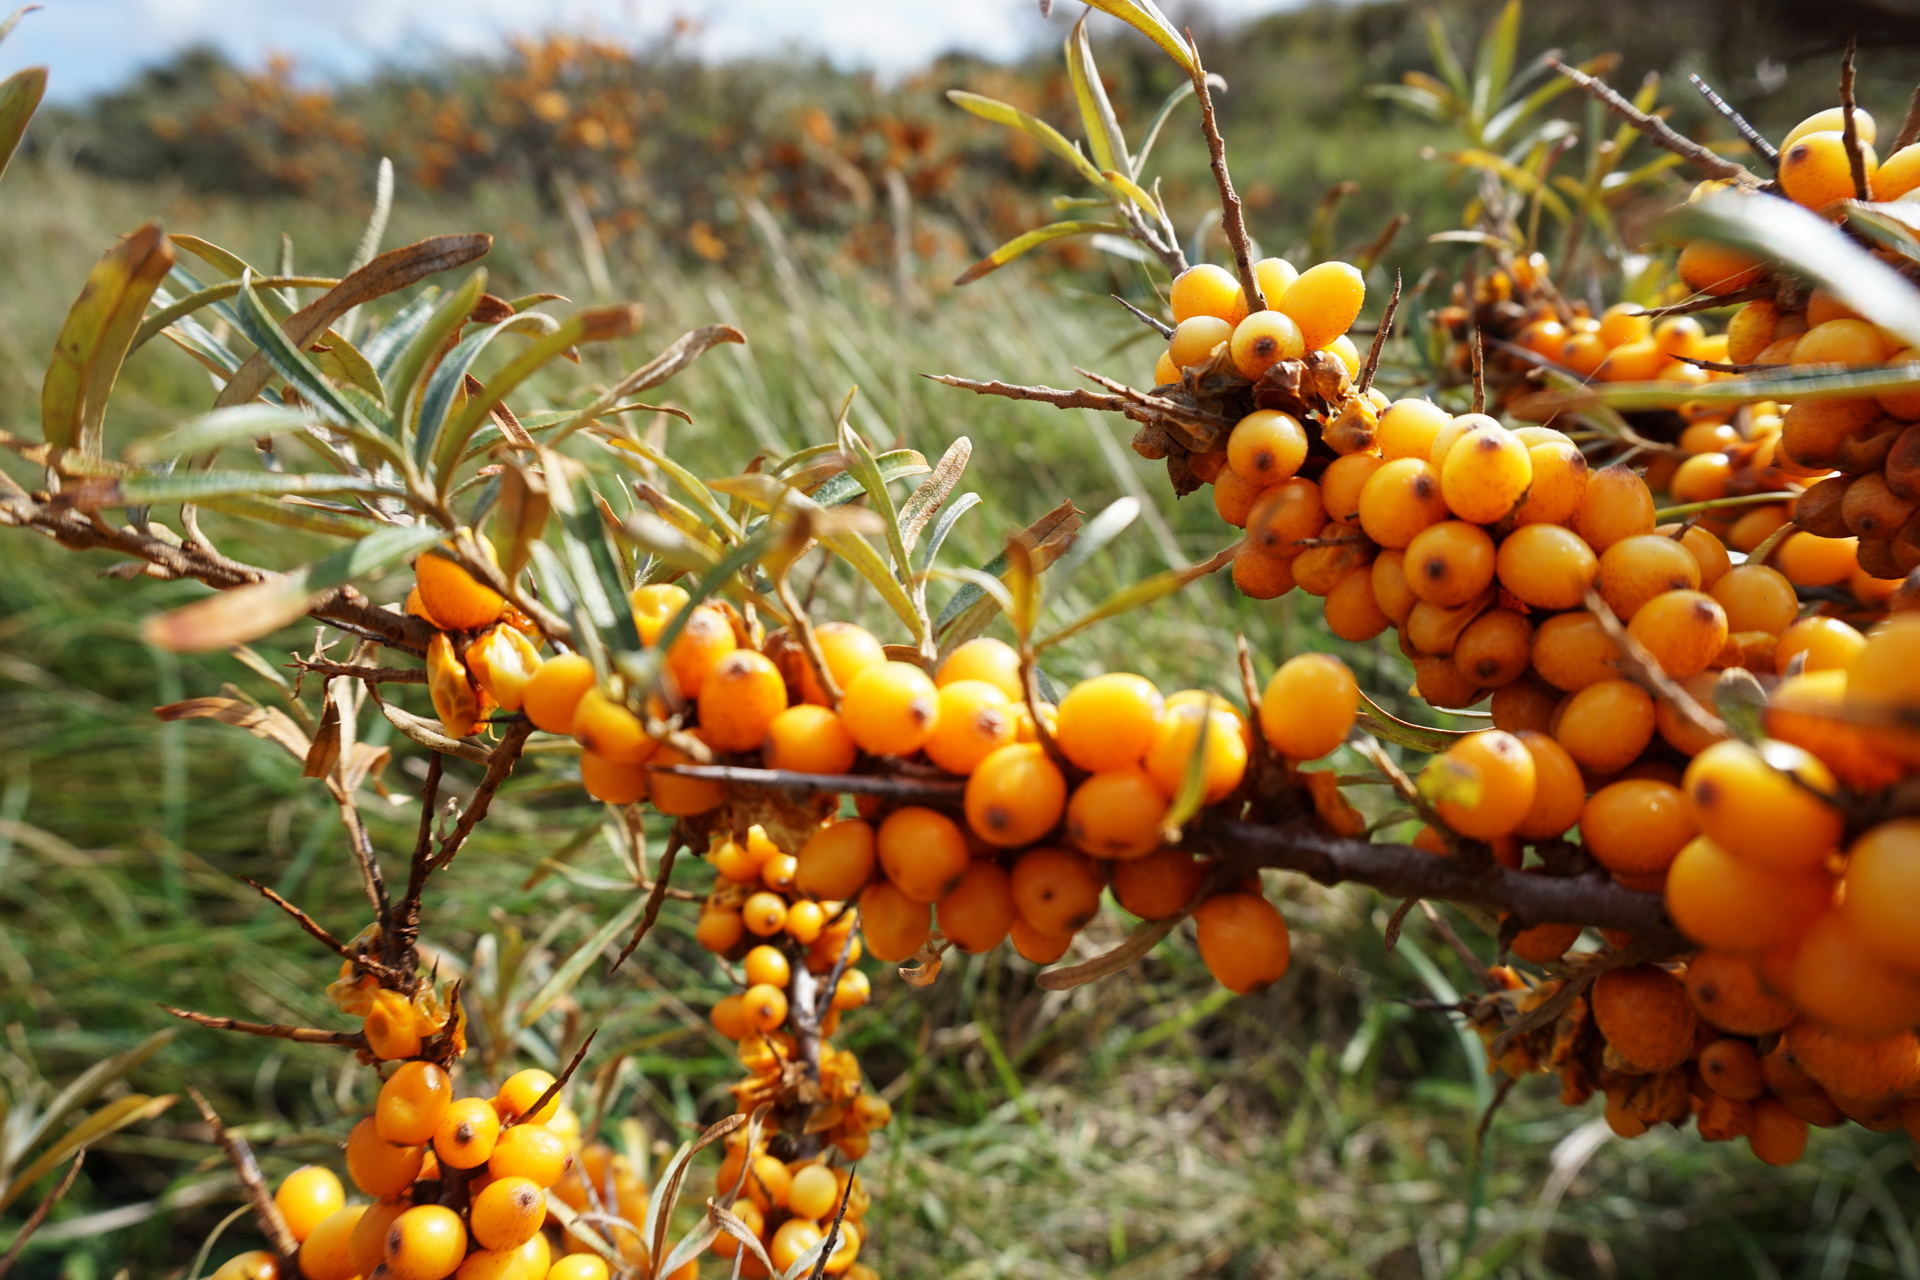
[9,1,1920,1276]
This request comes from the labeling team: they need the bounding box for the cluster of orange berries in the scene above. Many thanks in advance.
[705,1128,876,1276]
[1151,257,1369,390]
[209,1068,644,1280]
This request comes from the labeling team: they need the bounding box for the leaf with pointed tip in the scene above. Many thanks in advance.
[132,274,339,355]
[948,91,1108,188]
[414,315,522,468]
[1470,0,1522,130]
[1067,14,1129,175]
[0,63,44,184]
[364,285,445,377]
[41,222,175,453]
[899,437,970,556]
[124,404,314,464]
[1079,0,1194,73]
[5,1028,175,1183]
[349,156,395,274]
[1033,541,1227,651]
[911,492,982,577]
[229,272,389,437]
[803,449,930,509]
[1039,495,1137,610]
[953,220,1121,286]
[1356,691,1471,753]
[385,269,488,439]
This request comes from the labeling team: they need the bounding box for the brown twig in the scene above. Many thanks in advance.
[508,1030,598,1128]
[161,1005,368,1046]
[612,834,684,972]
[806,1164,861,1280]
[1186,35,1264,312]
[1356,271,1402,397]
[1629,285,1773,318]
[645,763,966,800]
[1071,367,1237,443]
[390,750,447,968]
[0,1151,85,1278]
[1673,354,1787,375]
[241,878,403,981]
[1548,60,1760,185]
[291,657,427,685]
[1419,900,1493,991]
[187,1087,299,1265]
[1841,38,1871,203]
[1687,73,1778,170]
[924,374,1145,421]
[1111,294,1174,339]
[1470,328,1487,415]
[1579,589,1728,746]
[1896,85,1920,154]
[430,719,534,873]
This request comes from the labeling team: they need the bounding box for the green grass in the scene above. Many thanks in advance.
[2,140,1919,1280]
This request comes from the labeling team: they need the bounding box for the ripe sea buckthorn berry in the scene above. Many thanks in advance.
[1319,452,1384,525]
[1226,410,1309,483]
[832,968,871,1010]
[346,1114,425,1197]
[1324,566,1392,641]
[796,819,877,899]
[1841,473,1916,539]
[211,1252,279,1280]
[469,1176,545,1252]
[298,1205,365,1280]
[1774,532,1858,587]
[710,993,751,1039]
[452,1247,536,1280]
[1784,1020,1920,1103]
[694,906,745,952]
[923,679,1015,775]
[1145,701,1248,803]
[1628,589,1728,678]
[1597,302,1651,348]
[770,1219,824,1274]
[1678,241,1765,296]
[572,687,653,765]
[364,988,422,1061]
[1597,534,1701,620]
[1572,465,1656,553]
[1357,458,1448,549]
[521,653,596,735]
[1169,262,1247,324]
[1495,523,1598,610]
[1874,141,1920,199]
[1592,966,1696,1073]
[1509,921,1580,966]
[741,890,790,935]
[665,605,737,700]
[580,749,647,805]
[383,1204,468,1280]
[763,703,857,775]
[425,634,482,739]
[1553,679,1655,775]
[376,1061,453,1147]
[1278,260,1365,350]
[1581,780,1693,876]
[859,880,932,961]
[1665,835,1831,954]
[1193,892,1291,993]
[1774,616,1866,674]
[349,1200,410,1277]
[1228,310,1306,380]
[877,806,970,903]
[1511,731,1585,840]
[937,860,1017,953]
[1246,476,1324,556]
[1153,349,1179,385]
[800,621,886,705]
[1490,679,1558,736]
[936,636,1023,700]
[416,543,505,632]
[1232,544,1297,599]
[1783,106,1876,151]
[1376,399,1450,461]
[1404,521,1495,608]
[1746,1097,1809,1166]
[789,1163,840,1222]
[1439,423,1531,524]
[495,1068,560,1127]
[1430,730,1535,840]
[465,625,542,713]
[742,982,789,1032]
[1253,255,1299,300]
[697,649,788,753]
[1840,820,1920,973]
[1509,440,1589,527]
[629,582,691,646]
[1066,768,1168,860]
[1658,522,1732,588]
[1529,612,1622,691]
[1687,951,1795,1035]
[1369,550,1416,624]
[1794,317,1890,367]
[1010,846,1105,936]
[1452,608,1532,688]
[839,660,939,757]
[1683,739,1841,873]
[1727,300,1778,362]
[1559,330,1609,376]
[275,1165,345,1243]
[1290,523,1371,597]
[1708,563,1798,636]
[1054,673,1163,772]
[966,742,1067,847]
[1654,314,1708,359]
[1211,468,1267,529]
[1789,907,1920,1035]
[1169,314,1234,369]
[1780,131,1875,209]
[488,1123,568,1188]
[1425,412,1492,472]
[1697,1037,1767,1102]
[1111,848,1206,920]
[743,944,791,989]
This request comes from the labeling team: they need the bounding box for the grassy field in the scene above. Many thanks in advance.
[8,6,1920,1276]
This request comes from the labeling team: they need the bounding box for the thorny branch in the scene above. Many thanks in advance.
[1187,36,1265,312]
[1549,60,1762,186]
[161,1006,370,1047]
[188,1087,300,1265]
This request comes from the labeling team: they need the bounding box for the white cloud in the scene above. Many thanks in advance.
[10,0,1325,101]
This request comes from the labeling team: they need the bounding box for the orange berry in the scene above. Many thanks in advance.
[937,860,1017,953]
[469,1176,545,1252]
[1665,835,1831,954]
[1774,532,1858,588]
[297,1205,365,1280]
[383,1204,468,1280]
[495,1068,560,1126]
[1246,476,1325,555]
[1572,465,1656,554]
[346,1116,423,1198]
[415,544,505,632]
[1169,262,1247,324]
[433,1096,501,1170]
[694,907,745,953]
[877,806,970,903]
[1277,260,1365,350]
[579,749,647,805]
[571,687,654,766]
[1552,678,1654,775]
[1496,523,1598,610]
[697,649,788,753]
[349,1200,410,1277]
[1318,451,1384,523]
[1193,892,1291,993]
[1439,423,1531,523]
[858,880,931,961]
[275,1165,345,1243]
[1746,1097,1809,1166]
[1597,534,1701,620]
[741,890,789,936]
[1323,565,1391,641]
[629,581,691,646]
[800,621,887,705]
[1581,780,1693,877]
[488,1124,567,1189]
[1774,617,1866,674]
[1682,739,1841,874]
[839,661,939,757]
[1782,1019,1920,1102]
[763,703,857,775]
[1788,906,1920,1035]
[1357,458,1448,549]
[1591,965,1696,1073]
[710,992,751,1040]
[741,982,789,1032]
[832,968,871,1010]
[1066,768,1169,860]
[1840,820,1920,974]
[363,988,421,1061]
[1228,310,1306,379]
[1111,848,1206,920]
[1226,410,1309,483]
[1404,520,1496,608]
[1429,730,1535,840]
[376,1061,453,1147]
[465,624,542,713]
[1509,440,1590,527]
[1009,918,1073,964]
[1779,131,1875,210]
[1170,314,1234,369]
[1677,241,1765,296]
[1376,399,1450,461]
[936,637,1024,700]
[770,1219,824,1274]
[1686,950,1795,1035]
[521,652,596,735]
[922,679,1014,775]
[1452,608,1533,688]
[664,605,737,700]
[796,819,877,900]
[1512,730,1585,839]
[1708,563,1798,635]
[965,743,1067,847]
[1144,701,1248,803]
[1054,673,1162,772]
[1628,589,1728,678]
[743,944,791,989]
[1009,846,1105,936]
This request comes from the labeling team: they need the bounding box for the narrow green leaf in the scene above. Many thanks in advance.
[414,316,521,468]
[954,220,1122,287]
[803,449,931,508]
[7,1028,175,1174]
[230,271,386,436]
[1470,0,1522,131]
[519,896,647,1027]
[124,404,313,464]
[364,286,445,377]
[1067,14,1129,175]
[132,275,339,355]
[603,435,743,543]
[384,269,488,435]
[948,91,1108,188]
[1079,0,1195,73]
[96,467,402,508]
[911,492,982,576]
[1032,546,1224,651]
[1424,9,1470,101]
[1039,496,1137,610]
[0,64,45,185]
[2,1095,174,1213]
[1356,691,1470,753]
[41,222,175,453]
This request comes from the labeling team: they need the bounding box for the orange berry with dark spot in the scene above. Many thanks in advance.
[936,860,1017,953]
[1193,892,1291,993]
[665,605,737,700]
[697,649,788,753]
[1009,846,1105,936]
[1066,768,1168,860]
[839,661,939,757]
[965,743,1067,847]
[1591,965,1696,1073]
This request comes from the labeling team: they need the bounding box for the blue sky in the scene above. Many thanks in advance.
[5,1,1321,103]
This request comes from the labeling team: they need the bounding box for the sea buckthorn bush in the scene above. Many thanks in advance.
[19,1,1920,1275]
